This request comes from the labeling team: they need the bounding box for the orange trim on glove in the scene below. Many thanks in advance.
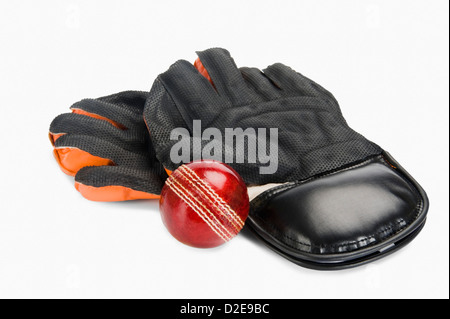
[194,58,215,87]
[52,146,114,176]
[75,182,159,201]
[49,107,122,176]
[49,132,65,147]
[49,131,114,176]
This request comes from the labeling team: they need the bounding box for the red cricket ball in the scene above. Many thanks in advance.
[159,160,250,248]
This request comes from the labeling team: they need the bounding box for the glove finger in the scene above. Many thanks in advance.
[75,166,166,201]
[196,48,253,106]
[53,134,151,176]
[263,64,344,116]
[97,90,149,113]
[70,91,148,130]
[240,67,283,101]
[293,72,339,106]
[49,113,147,152]
[157,59,227,123]
[263,63,327,98]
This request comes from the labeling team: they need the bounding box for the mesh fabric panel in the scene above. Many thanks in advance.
[145,49,382,186]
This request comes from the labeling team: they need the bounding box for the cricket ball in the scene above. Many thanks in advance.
[159,160,250,248]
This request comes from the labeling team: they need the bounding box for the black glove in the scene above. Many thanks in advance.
[144,48,429,269]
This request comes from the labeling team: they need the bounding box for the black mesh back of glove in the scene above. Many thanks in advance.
[144,48,382,185]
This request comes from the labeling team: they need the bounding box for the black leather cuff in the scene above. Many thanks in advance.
[247,151,429,270]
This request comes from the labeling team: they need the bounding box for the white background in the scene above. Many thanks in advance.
[0,0,448,299]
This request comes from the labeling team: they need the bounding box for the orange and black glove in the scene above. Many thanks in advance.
[49,91,168,201]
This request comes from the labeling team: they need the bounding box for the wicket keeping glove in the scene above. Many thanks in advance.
[144,48,429,269]
[49,91,168,201]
